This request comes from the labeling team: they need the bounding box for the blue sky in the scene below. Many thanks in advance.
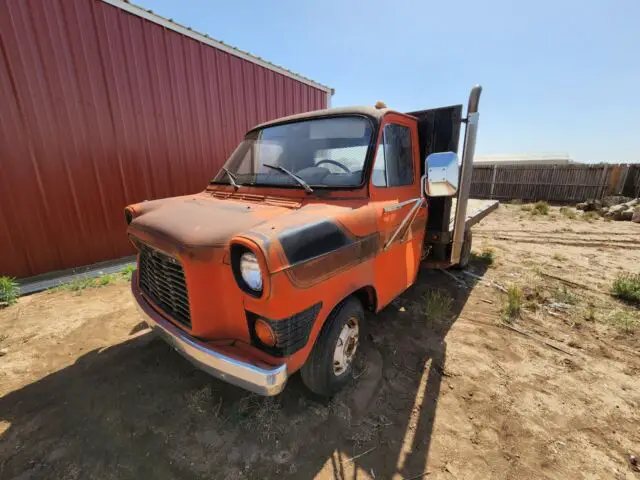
[141,0,639,163]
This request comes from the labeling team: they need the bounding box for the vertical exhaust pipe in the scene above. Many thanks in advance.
[450,85,482,265]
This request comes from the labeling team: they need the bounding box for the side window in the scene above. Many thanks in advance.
[371,124,414,187]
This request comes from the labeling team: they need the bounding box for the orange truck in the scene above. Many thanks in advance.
[127,85,496,396]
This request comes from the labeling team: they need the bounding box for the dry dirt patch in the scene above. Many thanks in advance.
[1,204,639,479]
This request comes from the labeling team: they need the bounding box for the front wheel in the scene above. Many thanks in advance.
[301,297,363,397]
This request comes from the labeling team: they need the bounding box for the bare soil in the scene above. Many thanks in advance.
[1,204,639,480]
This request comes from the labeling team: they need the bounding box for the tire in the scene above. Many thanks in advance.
[452,229,472,269]
[301,297,364,397]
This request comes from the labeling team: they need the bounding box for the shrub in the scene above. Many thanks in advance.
[533,201,549,215]
[611,273,640,305]
[559,206,577,219]
[501,285,522,322]
[509,199,522,205]
[472,247,495,266]
[0,276,20,307]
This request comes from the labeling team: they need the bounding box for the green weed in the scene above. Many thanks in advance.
[0,276,20,307]
[472,247,495,266]
[611,273,640,305]
[98,274,117,286]
[121,265,136,281]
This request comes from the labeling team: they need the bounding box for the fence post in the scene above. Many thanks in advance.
[489,164,497,199]
[616,165,629,196]
[597,164,608,199]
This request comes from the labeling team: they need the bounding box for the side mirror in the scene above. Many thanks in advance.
[423,151,459,197]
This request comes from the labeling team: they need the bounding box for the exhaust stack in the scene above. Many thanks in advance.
[450,85,482,265]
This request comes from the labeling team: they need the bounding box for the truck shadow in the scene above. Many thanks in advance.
[0,263,488,479]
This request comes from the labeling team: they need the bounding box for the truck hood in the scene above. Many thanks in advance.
[128,194,294,249]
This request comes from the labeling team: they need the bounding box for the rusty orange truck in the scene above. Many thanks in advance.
[127,85,496,396]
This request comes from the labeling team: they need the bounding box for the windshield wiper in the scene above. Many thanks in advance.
[221,167,241,190]
[262,163,313,193]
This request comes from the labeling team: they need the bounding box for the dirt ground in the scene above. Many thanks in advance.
[1,204,639,480]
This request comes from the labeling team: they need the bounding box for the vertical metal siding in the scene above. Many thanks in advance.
[0,0,328,278]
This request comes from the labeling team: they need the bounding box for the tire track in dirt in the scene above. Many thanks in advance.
[475,229,638,236]
[474,233,640,249]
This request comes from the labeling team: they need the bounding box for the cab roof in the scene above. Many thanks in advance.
[251,105,398,132]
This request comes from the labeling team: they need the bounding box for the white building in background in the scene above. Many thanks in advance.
[473,153,574,166]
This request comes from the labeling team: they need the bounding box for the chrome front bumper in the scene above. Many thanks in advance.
[131,276,287,396]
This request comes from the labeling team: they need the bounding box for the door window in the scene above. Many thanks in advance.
[372,124,414,187]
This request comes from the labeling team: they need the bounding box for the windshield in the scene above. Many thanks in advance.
[212,116,373,189]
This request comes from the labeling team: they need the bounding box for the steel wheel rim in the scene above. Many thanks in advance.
[333,316,359,376]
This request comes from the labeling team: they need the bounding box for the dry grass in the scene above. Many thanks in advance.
[553,285,578,305]
[607,310,639,334]
[424,290,453,322]
[584,307,597,322]
[559,206,577,219]
[226,395,284,441]
[532,201,549,215]
[501,285,523,322]
[521,201,549,216]
[185,385,215,415]
[582,211,600,222]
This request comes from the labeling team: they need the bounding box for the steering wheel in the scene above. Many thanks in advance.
[315,159,351,173]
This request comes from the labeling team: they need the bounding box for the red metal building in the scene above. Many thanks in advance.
[0,0,332,278]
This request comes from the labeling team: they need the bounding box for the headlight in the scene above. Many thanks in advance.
[240,252,263,291]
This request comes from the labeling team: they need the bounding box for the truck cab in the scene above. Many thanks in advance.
[128,86,491,396]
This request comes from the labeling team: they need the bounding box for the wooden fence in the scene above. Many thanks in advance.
[470,163,640,203]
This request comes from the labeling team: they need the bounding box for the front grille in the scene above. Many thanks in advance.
[137,242,191,328]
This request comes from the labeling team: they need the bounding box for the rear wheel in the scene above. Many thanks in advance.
[452,229,472,269]
[301,297,363,397]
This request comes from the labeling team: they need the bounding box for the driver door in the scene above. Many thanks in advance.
[370,114,426,309]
